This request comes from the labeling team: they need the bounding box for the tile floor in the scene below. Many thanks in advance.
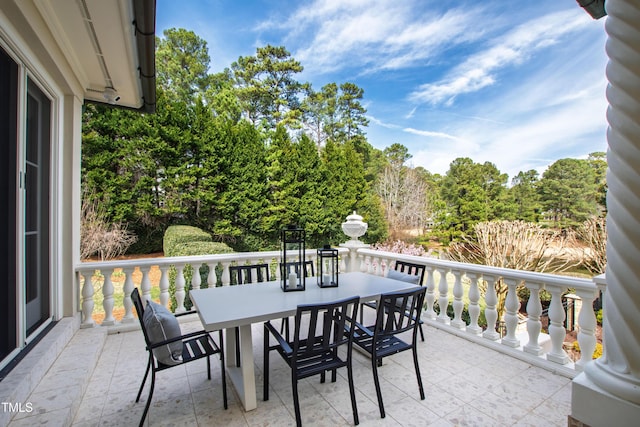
[9,318,573,426]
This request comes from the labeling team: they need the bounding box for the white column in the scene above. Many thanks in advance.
[586,3,640,397]
[575,287,598,371]
[191,264,202,290]
[158,266,170,307]
[424,267,437,320]
[575,2,640,423]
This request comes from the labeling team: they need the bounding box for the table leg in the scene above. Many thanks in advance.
[224,325,257,411]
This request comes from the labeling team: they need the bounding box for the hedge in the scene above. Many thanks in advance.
[163,225,212,256]
[163,226,233,311]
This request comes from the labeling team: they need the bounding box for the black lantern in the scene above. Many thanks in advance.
[317,245,339,288]
[280,224,306,292]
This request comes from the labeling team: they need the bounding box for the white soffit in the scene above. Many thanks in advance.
[35,0,142,108]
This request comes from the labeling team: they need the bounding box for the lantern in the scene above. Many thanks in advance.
[280,224,306,292]
[317,245,339,288]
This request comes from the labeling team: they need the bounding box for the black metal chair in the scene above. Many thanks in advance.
[361,260,427,341]
[131,288,227,426]
[229,263,271,365]
[353,286,427,419]
[264,296,360,427]
[279,260,315,339]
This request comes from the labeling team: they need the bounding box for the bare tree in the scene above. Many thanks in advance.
[576,216,607,274]
[80,191,138,261]
[447,220,580,317]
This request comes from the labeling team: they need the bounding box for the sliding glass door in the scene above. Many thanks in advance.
[0,44,52,367]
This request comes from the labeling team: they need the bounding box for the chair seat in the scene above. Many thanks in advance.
[276,341,348,380]
[353,327,411,358]
[155,334,219,371]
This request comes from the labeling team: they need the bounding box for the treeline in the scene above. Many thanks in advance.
[81,28,607,255]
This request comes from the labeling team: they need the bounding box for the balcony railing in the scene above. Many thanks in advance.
[75,246,604,377]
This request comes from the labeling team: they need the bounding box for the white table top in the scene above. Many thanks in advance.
[190,271,417,331]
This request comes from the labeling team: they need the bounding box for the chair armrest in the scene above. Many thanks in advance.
[264,321,293,355]
[174,309,199,318]
[147,329,211,350]
[351,320,374,340]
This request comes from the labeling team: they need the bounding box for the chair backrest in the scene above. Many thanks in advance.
[132,287,153,346]
[374,287,427,339]
[394,261,426,285]
[280,260,314,279]
[230,263,270,285]
[292,296,359,360]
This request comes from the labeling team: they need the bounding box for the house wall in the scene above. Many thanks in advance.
[0,0,83,368]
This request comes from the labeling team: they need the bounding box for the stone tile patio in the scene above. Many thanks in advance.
[7,318,572,426]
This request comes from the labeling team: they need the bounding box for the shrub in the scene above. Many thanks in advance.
[163,225,212,256]
[433,300,487,328]
[596,309,603,325]
[163,226,233,312]
[572,341,603,359]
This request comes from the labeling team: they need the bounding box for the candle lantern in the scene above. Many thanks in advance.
[280,224,306,292]
[317,245,339,288]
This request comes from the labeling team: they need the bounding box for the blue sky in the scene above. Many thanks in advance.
[156,0,609,180]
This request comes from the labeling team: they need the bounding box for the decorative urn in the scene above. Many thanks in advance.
[341,211,368,243]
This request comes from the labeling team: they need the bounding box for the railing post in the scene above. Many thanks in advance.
[121,267,135,323]
[221,261,231,286]
[546,284,570,364]
[101,268,115,326]
[191,264,202,291]
[141,266,152,301]
[207,262,218,288]
[80,270,95,328]
[524,281,544,356]
[158,265,170,307]
[436,267,450,324]
[174,263,187,313]
[466,272,482,335]
[424,266,437,320]
[482,275,500,341]
[575,287,598,371]
[451,269,465,329]
[501,278,520,348]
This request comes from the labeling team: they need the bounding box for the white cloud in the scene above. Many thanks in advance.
[403,127,463,141]
[409,10,591,105]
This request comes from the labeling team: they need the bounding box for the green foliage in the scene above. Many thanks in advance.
[163,225,212,256]
[572,341,603,359]
[164,226,233,312]
[596,309,603,325]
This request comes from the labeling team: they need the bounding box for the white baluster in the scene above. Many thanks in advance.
[501,278,520,347]
[436,267,450,324]
[466,272,482,335]
[365,255,373,274]
[175,264,186,313]
[191,264,202,290]
[207,262,218,288]
[546,284,570,364]
[524,281,544,355]
[575,287,598,371]
[221,261,231,286]
[80,271,95,328]
[101,268,115,326]
[424,267,436,320]
[121,267,135,323]
[483,275,500,341]
[158,265,170,307]
[141,267,152,301]
[451,269,465,329]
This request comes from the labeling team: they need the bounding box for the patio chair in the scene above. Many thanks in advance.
[131,288,227,427]
[353,286,427,419]
[229,263,271,365]
[360,260,427,341]
[263,296,360,427]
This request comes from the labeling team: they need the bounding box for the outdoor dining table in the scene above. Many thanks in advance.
[189,271,419,411]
